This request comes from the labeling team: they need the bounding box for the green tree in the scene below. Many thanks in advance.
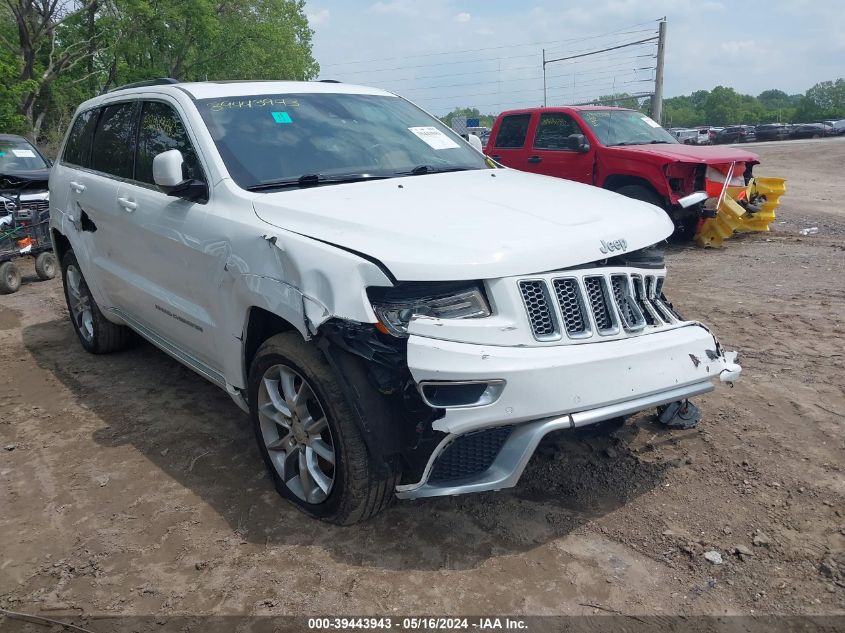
[757,89,790,111]
[703,86,742,126]
[797,79,845,120]
[0,0,318,142]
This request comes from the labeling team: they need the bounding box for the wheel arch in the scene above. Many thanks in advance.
[51,228,72,264]
[602,175,666,206]
[243,306,303,385]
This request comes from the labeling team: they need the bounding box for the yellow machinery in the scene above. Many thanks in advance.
[695,162,786,247]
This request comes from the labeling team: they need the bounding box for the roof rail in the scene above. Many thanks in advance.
[108,78,180,93]
[319,79,342,83]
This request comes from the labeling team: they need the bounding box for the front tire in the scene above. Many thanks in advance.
[61,250,134,353]
[615,184,698,241]
[248,332,399,525]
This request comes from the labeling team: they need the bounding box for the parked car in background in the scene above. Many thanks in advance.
[669,128,710,145]
[790,122,833,139]
[713,125,756,144]
[48,80,742,524]
[694,128,712,145]
[669,128,699,144]
[708,127,724,143]
[755,123,791,141]
[830,120,845,135]
[0,134,52,224]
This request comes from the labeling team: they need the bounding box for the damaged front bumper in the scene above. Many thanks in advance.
[396,323,740,499]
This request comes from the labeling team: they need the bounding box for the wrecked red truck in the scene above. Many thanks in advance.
[485,106,784,244]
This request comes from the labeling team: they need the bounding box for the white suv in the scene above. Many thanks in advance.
[49,79,741,524]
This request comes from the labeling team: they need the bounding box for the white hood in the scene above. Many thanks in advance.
[252,169,672,281]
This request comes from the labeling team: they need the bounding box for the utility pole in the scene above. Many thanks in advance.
[542,49,546,107]
[652,18,667,123]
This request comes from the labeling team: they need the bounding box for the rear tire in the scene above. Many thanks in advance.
[248,331,400,525]
[0,261,21,294]
[35,251,58,280]
[61,250,134,353]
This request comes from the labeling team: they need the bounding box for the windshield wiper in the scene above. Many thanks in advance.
[399,165,475,176]
[246,173,390,192]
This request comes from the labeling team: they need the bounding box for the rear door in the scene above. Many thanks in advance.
[487,113,532,168]
[114,99,219,369]
[523,111,594,184]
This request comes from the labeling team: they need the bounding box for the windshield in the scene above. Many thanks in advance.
[0,138,48,172]
[196,93,488,190]
[578,110,678,146]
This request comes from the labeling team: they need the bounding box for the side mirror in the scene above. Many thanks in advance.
[567,133,590,153]
[153,149,207,202]
[467,134,484,152]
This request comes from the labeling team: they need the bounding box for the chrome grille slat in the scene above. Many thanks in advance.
[647,276,676,323]
[518,280,559,340]
[519,268,681,343]
[610,274,646,332]
[552,278,590,338]
[583,276,617,335]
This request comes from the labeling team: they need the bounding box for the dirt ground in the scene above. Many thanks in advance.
[1,139,843,622]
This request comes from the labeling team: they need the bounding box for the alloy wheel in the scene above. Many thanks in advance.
[257,364,336,504]
[65,264,94,343]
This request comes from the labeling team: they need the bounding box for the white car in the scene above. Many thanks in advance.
[49,79,741,524]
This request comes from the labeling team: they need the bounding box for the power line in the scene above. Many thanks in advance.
[318,20,662,68]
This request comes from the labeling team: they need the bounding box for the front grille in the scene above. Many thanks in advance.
[611,274,645,331]
[18,199,49,212]
[519,269,680,342]
[14,199,49,223]
[429,426,513,483]
[553,278,589,336]
[518,280,557,339]
[584,276,615,333]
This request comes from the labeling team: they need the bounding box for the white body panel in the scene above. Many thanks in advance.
[48,80,741,500]
[253,169,672,281]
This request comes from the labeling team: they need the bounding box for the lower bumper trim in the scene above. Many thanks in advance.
[395,380,715,499]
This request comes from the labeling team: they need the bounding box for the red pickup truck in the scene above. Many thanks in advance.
[485,106,760,238]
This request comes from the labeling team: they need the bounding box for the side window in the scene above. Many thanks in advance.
[90,102,139,178]
[62,109,97,167]
[533,113,582,150]
[494,114,531,149]
[135,101,201,185]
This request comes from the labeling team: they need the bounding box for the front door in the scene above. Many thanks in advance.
[523,112,594,184]
[114,99,220,370]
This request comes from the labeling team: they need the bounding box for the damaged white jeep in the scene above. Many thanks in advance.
[50,80,741,524]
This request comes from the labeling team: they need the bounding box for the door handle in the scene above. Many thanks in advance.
[117,197,137,212]
[69,181,86,193]
[527,155,542,164]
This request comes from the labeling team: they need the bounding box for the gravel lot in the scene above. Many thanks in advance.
[1,139,843,623]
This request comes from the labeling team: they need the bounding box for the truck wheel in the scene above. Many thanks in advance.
[614,184,665,210]
[0,261,21,294]
[61,251,134,353]
[248,332,400,525]
[35,252,58,280]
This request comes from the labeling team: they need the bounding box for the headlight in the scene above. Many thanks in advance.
[369,283,491,337]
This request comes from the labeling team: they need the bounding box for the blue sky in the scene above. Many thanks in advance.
[304,0,845,115]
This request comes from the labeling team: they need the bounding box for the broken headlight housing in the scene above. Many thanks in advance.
[368,282,491,337]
